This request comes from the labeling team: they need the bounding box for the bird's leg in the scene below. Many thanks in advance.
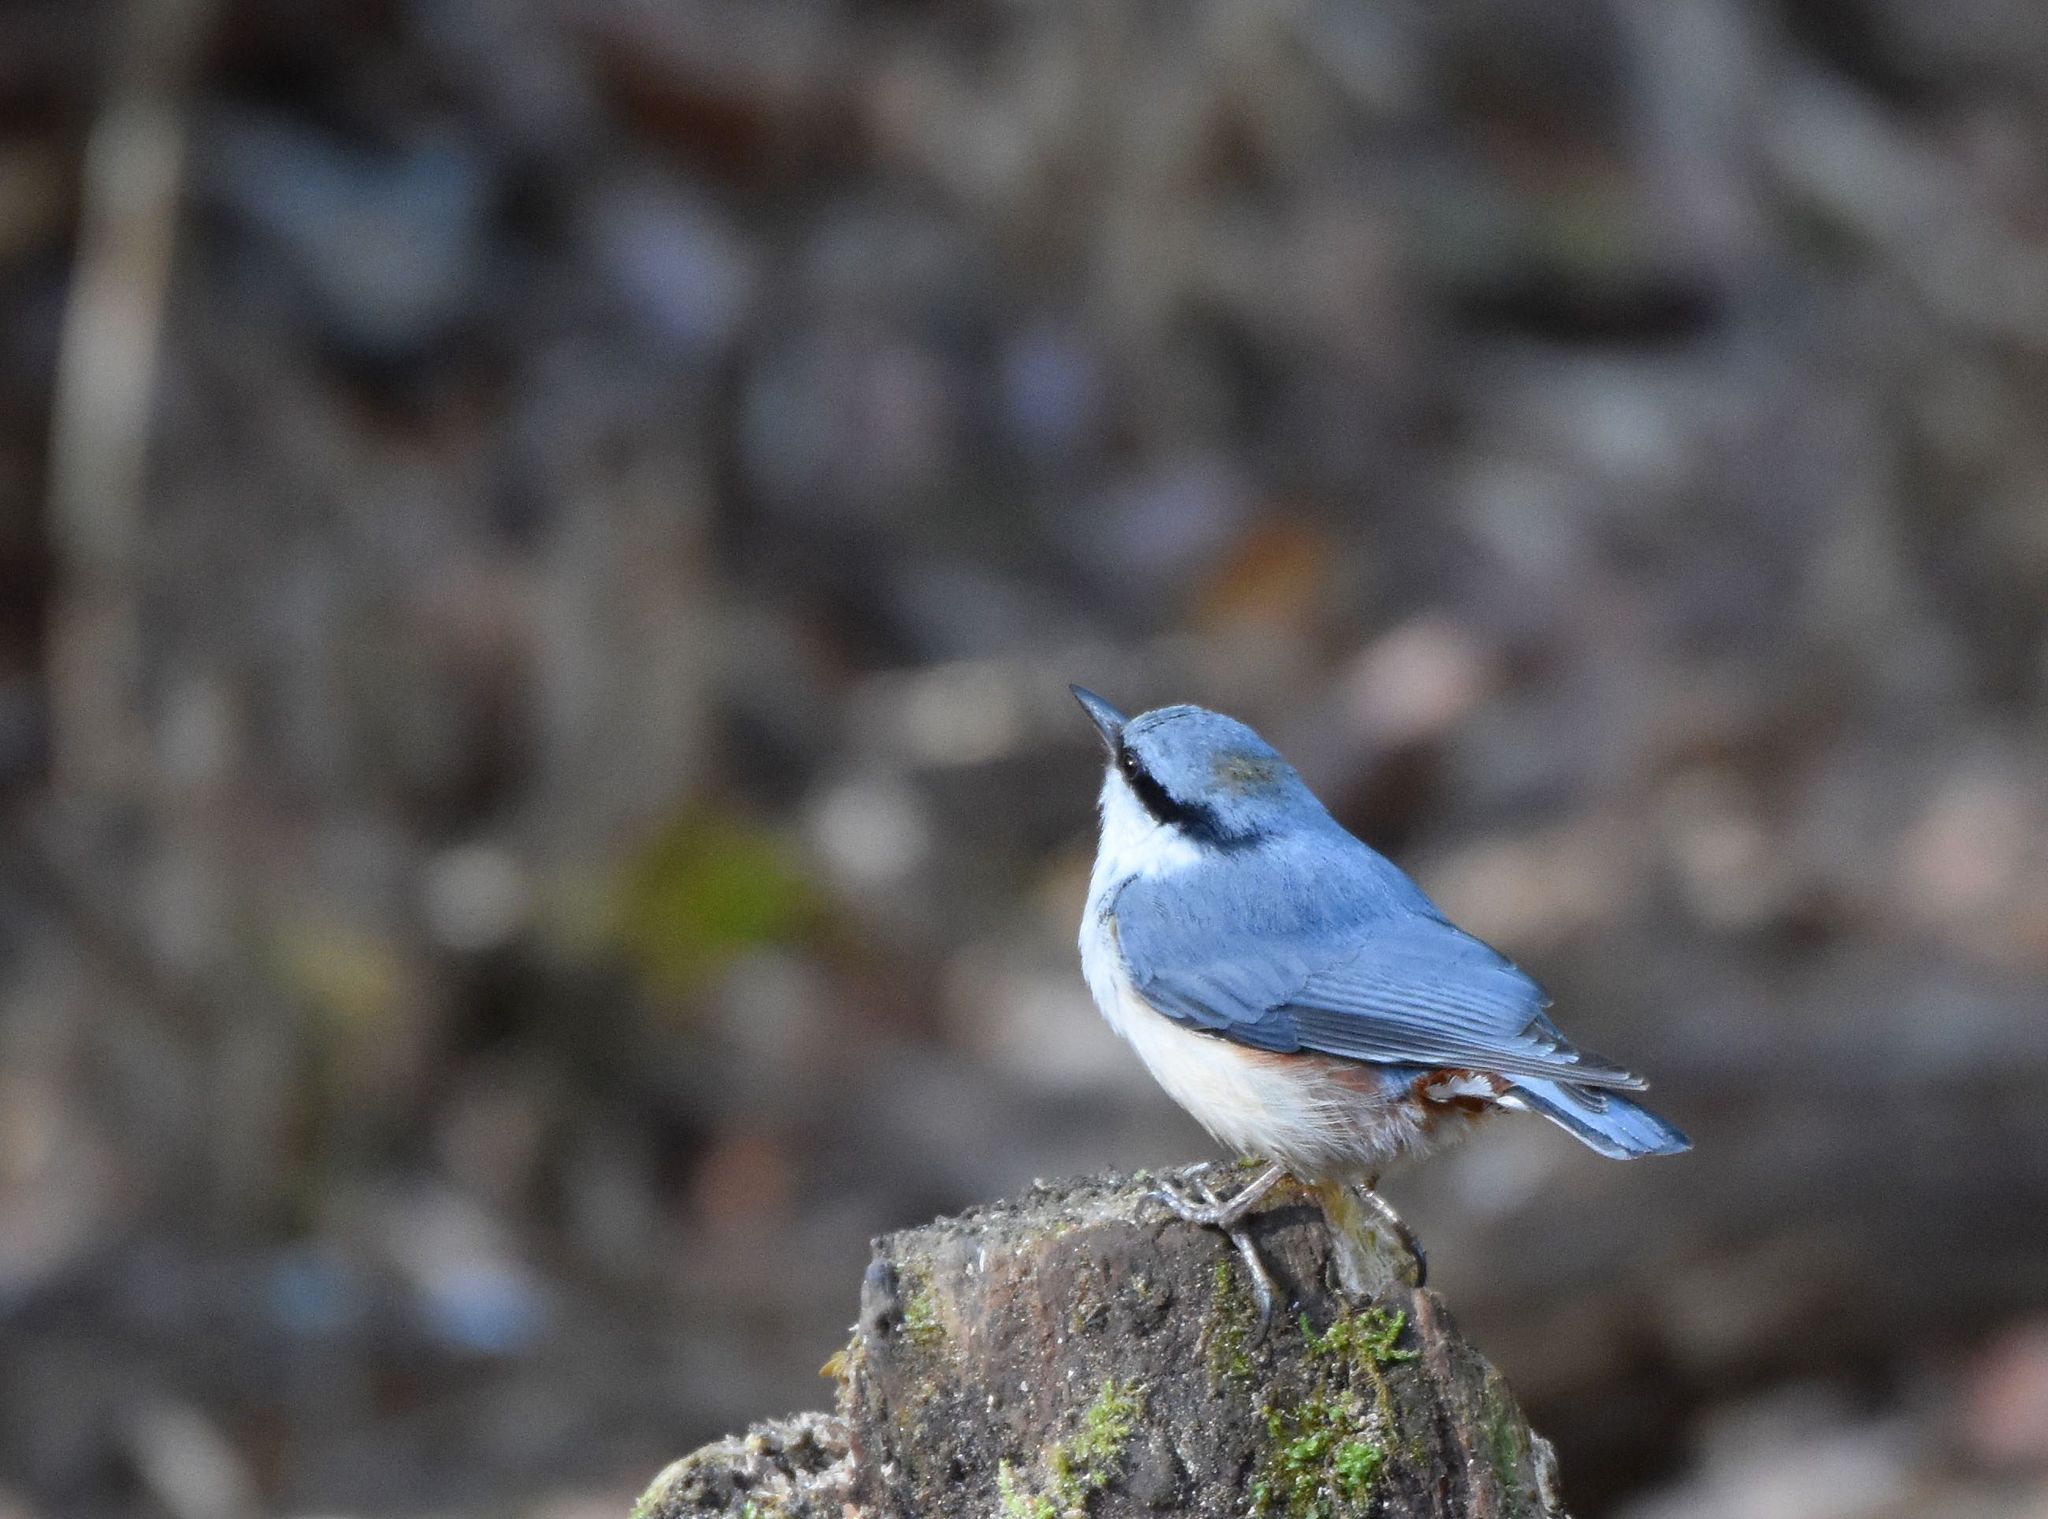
[1355,1181,1427,1288]
[1308,1177,1426,1299]
[1309,1179,1383,1300]
[1148,1162,1288,1339]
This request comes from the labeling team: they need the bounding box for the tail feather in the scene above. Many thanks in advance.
[1505,1076,1690,1159]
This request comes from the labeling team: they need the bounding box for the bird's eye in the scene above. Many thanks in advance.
[1117,746,1156,793]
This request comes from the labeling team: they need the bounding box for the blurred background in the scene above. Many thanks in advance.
[3,1,2048,1516]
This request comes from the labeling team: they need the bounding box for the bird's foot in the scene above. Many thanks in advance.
[1147,1160,1285,1230]
[1148,1162,1288,1340]
[1356,1184,1427,1289]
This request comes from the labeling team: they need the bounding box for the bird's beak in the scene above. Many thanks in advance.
[1069,686,1128,752]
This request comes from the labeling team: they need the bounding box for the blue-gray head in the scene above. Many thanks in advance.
[1070,687,1323,843]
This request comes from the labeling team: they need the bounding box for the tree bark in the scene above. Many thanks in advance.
[634,1167,1568,1519]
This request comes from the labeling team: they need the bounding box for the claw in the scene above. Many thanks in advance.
[1357,1185,1427,1288]
[1222,1221,1279,1341]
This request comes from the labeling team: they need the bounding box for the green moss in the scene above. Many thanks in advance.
[1057,1378,1144,1489]
[996,1462,1040,1519]
[1309,1306,1415,1432]
[1254,1396,1385,1518]
[1331,1440,1387,1499]
[1305,1306,1417,1370]
[1248,1308,1416,1518]
[999,1377,1146,1519]
[1205,1255,1259,1392]
[898,1263,945,1349]
[1486,1402,1525,1480]
[1480,1371,1543,1515]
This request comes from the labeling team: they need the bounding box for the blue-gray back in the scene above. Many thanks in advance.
[1107,823,1644,1088]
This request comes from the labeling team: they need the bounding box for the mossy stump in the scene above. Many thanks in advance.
[636,1168,1567,1519]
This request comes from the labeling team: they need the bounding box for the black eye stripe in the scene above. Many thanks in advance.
[1115,741,1220,837]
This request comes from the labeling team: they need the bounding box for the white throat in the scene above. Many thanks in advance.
[1079,764,1206,1069]
[1084,765,1205,912]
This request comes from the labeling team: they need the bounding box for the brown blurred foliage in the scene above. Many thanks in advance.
[2,1,2048,1516]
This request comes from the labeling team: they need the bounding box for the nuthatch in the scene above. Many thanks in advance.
[1073,689,1687,1332]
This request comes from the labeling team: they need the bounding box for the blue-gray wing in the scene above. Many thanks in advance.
[1108,837,1645,1090]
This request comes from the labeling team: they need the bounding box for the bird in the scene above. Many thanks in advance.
[1071,687,1688,1333]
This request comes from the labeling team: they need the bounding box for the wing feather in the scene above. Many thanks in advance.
[1108,837,1646,1090]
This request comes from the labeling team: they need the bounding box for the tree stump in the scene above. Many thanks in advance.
[634,1168,1568,1519]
